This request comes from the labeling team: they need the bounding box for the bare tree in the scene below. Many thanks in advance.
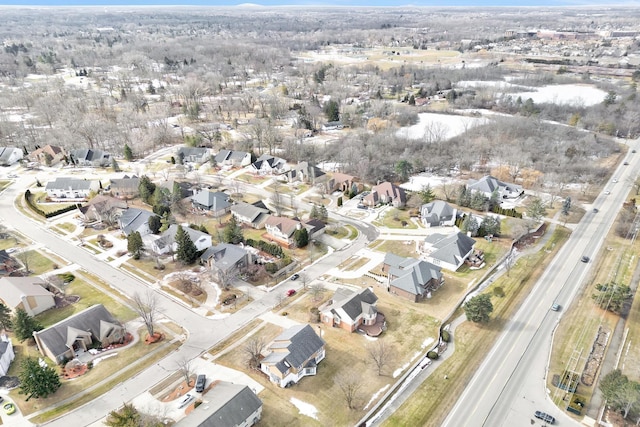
[367,340,394,376]
[244,336,266,369]
[335,371,363,410]
[176,356,194,386]
[270,179,284,216]
[132,291,160,338]
[309,283,326,302]
[17,250,32,274]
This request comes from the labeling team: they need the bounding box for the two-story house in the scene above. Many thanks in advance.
[383,253,444,302]
[264,216,302,247]
[363,182,406,208]
[230,201,270,229]
[45,177,100,201]
[319,287,384,336]
[152,224,212,255]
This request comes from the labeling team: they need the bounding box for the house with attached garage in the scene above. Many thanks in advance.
[69,148,111,167]
[27,144,66,166]
[264,215,302,247]
[230,201,270,229]
[33,304,126,364]
[45,177,100,201]
[420,232,477,272]
[109,175,140,199]
[0,276,55,316]
[200,243,252,282]
[191,190,231,217]
[176,146,211,164]
[260,324,326,388]
[215,149,251,167]
[175,381,262,427]
[282,161,326,184]
[152,224,212,255]
[0,147,23,166]
[363,181,406,208]
[79,195,128,224]
[420,200,457,227]
[467,175,523,200]
[118,208,155,236]
[383,253,444,302]
[251,154,288,175]
[319,287,385,336]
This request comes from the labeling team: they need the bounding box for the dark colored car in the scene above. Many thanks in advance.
[534,410,555,424]
[195,374,206,393]
[624,161,629,165]
[593,208,599,213]
[290,273,299,281]
[581,255,589,263]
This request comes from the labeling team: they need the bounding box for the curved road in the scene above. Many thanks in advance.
[443,140,639,427]
[0,172,375,426]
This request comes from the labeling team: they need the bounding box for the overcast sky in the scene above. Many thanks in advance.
[0,1,636,6]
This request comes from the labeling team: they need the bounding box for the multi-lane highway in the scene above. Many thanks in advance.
[444,141,639,426]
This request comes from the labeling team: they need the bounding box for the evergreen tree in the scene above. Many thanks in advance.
[138,176,156,204]
[310,205,319,220]
[123,144,133,161]
[127,231,144,260]
[464,294,494,323]
[13,308,43,341]
[319,205,328,221]
[176,225,198,264]
[323,99,340,122]
[294,227,309,248]
[222,216,243,244]
[18,357,61,399]
[0,302,12,331]
[419,184,435,204]
[148,215,162,234]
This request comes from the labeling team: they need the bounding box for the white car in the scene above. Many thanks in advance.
[604,190,611,195]
[177,393,195,409]
[613,178,618,183]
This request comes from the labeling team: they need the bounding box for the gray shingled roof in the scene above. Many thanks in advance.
[262,324,325,374]
[175,382,262,427]
[321,287,378,323]
[33,304,120,360]
[155,224,209,250]
[191,190,231,211]
[45,177,95,191]
[118,208,154,235]
[424,232,476,267]
[385,254,443,296]
[200,243,248,272]
[0,277,53,309]
[421,200,455,225]
[230,202,270,223]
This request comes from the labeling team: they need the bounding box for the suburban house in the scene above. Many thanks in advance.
[467,175,524,200]
[383,253,444,302]
[69,148,111,167]
[177,146,211,164]
[0,277,55,316]
[79,195,128,224]
[260,324,326,388]
[322,121,344,131]
[33,304,126,364]
[175,381,262,427]
[303,218,326,239]
[0,147,23,166]
[118,208,155,236]
[251,154,288,175]
[27,144,65,166]
[421,232,477,271]
[0,335,15,376]
[160,179,193,200]
[283,161,326,184]
[152,224,212,255]
[230,201,270,229]
[264,215,302,247]
[200,243,252,282]
[45,177,100,201]
[319,287,385,336]
[421,200,457,227]
[191,190,231,217]
[326,172,357,193]
[0,250,20,276]
[215,149,251,167]
[109,175,140,199]
[363,182,407,208]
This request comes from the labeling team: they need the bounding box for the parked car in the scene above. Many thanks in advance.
[177,393,195,409]
[286,289,296,297]
[290,273,299,281]
[195,374,206,393]
[534,410,555,424]
[581,256,589,263]
[3,402,15,415]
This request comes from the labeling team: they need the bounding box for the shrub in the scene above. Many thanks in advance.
[427,351,439,360]
[493,286,505,298]
[337,196,343,207]
[58,273,76,283]
[441,330,451,343]
[265,263,278,274]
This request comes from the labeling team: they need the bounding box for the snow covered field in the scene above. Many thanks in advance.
[507,84,607,107]
[396,113,489,141]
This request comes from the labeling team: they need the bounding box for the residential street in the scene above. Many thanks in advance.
[0,174,372,426]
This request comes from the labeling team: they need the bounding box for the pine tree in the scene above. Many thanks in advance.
[294,227,309,248]
[176,225,198,264]
[310,205,319,219]
[0,302,12,331]
[222,216,243,244]
[127,231,144,260]
[123,144,133,161]
[13,308,43,341]
[319,205,328,221]
[138,176,156,204]
[19,357,61,399]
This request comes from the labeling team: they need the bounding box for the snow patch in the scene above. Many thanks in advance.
[421,337,435,349]
[393,351,422,378]
[93,353,117,366]
[290,397,319,420]
[504,84,607,107]
[396,113,488,141]
[364,384,390,410]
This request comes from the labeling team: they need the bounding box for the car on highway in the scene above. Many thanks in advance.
[633,149,637,153]
[604,190,611,195]
[290,273,299,281]
[534,410,555,424]
[613,178,618,183]
[3,402,15,415]
[593,208,599,213]
[624,161,629,165]
[551,303,561,311]
[581,256,590,263]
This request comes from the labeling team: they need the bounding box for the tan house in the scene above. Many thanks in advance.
[326,172,357,193]
[363,182,406,207]
[319,287,385,336]
[33,304,126,364]
[260,324,326,388]
[264,215,302,247]
[27,144,66,166]
[0,277,55,316]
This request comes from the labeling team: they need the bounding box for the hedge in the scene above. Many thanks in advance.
[25,190,80,218]
[245,238,284,258]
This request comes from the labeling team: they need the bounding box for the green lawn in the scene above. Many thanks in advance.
[18,250,55,275]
